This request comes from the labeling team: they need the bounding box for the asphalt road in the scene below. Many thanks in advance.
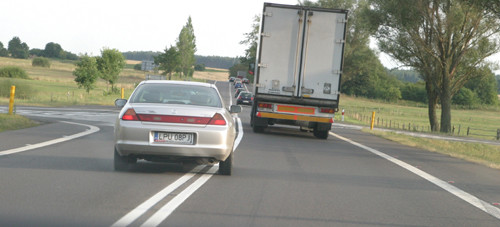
[0,81,499,226]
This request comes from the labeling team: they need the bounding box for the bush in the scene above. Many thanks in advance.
[0,66,30,79]
[0,79,38,99]
[32,57,51,68]
[133,64,142,70]
[452,87,478,107]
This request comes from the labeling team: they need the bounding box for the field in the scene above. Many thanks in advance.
[0,57,228,106]
[337,95,500,141]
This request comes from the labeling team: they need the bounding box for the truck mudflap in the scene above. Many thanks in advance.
[256,112,333,124]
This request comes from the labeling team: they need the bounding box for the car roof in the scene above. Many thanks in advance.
[138,80,216,88]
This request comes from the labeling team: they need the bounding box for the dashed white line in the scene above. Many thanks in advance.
[330,132,500,220]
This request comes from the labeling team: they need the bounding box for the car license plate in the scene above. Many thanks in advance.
[154,132,194,144]
[243,101,249,103]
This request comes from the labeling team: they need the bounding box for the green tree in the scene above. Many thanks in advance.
[8,37,29,59]
[463,67,498,105]
[0,42,8,57]
[154,45,180,80]
[73,55,99,93]
[176,16,197,77]
[96,48,125,92]
[369,0,500,132]
[43,42,63,58]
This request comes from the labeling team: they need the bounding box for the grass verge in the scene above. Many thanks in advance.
[0,114,39,133]
[364,128,500,170]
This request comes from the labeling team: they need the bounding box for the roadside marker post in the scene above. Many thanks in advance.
[370,111,375,130]
[341,109,345,121]
[121,88,124,99]
[8,85,15,115]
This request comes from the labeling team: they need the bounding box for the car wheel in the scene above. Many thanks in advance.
[313,130,329,139]
[219,151,233,176]
[114,148,135,171]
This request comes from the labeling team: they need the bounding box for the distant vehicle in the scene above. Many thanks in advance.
[237,71,246,79]
[237,92,253,105]
[113,80,241,175]
[235,88,245,98]
[234,82,243,89]
[251,3,347,139]
[229,77,235,82]
[242,78,249,84]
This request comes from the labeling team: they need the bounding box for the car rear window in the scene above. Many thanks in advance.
[130,83,222,107]
[240,93,252,98]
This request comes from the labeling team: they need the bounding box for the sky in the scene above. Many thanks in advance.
[1,0,299,57]
[1,0,499,72]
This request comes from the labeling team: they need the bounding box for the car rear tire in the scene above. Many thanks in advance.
[313,130,329,139]
[219,151,233,176]
[114,148,135,171]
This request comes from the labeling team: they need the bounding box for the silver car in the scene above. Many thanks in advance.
[114,80,241,175]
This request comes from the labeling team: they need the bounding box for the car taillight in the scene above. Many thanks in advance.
[238,96,242,100]
[320,108,335,114]
[122,108,139,121]
[208,113,226,125]
[251,97,254,101]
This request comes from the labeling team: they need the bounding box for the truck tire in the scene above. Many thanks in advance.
[114,148,136,171]
[219,151,233,175]
[313,130,329,139]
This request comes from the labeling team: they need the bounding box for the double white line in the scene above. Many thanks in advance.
[112,117,243,227]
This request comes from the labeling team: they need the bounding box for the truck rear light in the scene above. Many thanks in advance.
[320,108,335,114]
[122,108,139,121]
[208,113,227,125]
[258,103,272,109]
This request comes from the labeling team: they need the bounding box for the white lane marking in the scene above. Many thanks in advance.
[0,121,100,156]
[233,117,243,151]
[228,82,233,106]
[111,165,206,227]
[330,132,500,220]
[141,166,219,227]
[112,117,243,226]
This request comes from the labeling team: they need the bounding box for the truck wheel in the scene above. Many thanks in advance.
[219,152,233,176]
[313,130,329,139]
[114,148,136,171]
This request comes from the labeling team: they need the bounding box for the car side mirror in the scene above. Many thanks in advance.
[115,99,127,108]
[229,105,241,114]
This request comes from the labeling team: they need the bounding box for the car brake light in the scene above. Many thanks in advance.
[122,108,139,121]
[208,113,226,125]
[251,97,254,101]
[320,108,335,114]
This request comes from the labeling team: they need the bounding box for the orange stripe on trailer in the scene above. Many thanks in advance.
[258,112,332,123]
[277,105,315,114]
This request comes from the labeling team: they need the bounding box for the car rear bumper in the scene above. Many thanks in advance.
[114,121,235,161]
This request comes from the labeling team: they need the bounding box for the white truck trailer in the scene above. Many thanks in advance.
[250,3,348,139]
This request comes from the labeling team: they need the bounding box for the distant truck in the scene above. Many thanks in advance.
[236,71,246,79]
[250,3,348,139]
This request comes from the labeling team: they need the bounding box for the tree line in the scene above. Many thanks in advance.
[0,36,78,60]
[122,51,238,70]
